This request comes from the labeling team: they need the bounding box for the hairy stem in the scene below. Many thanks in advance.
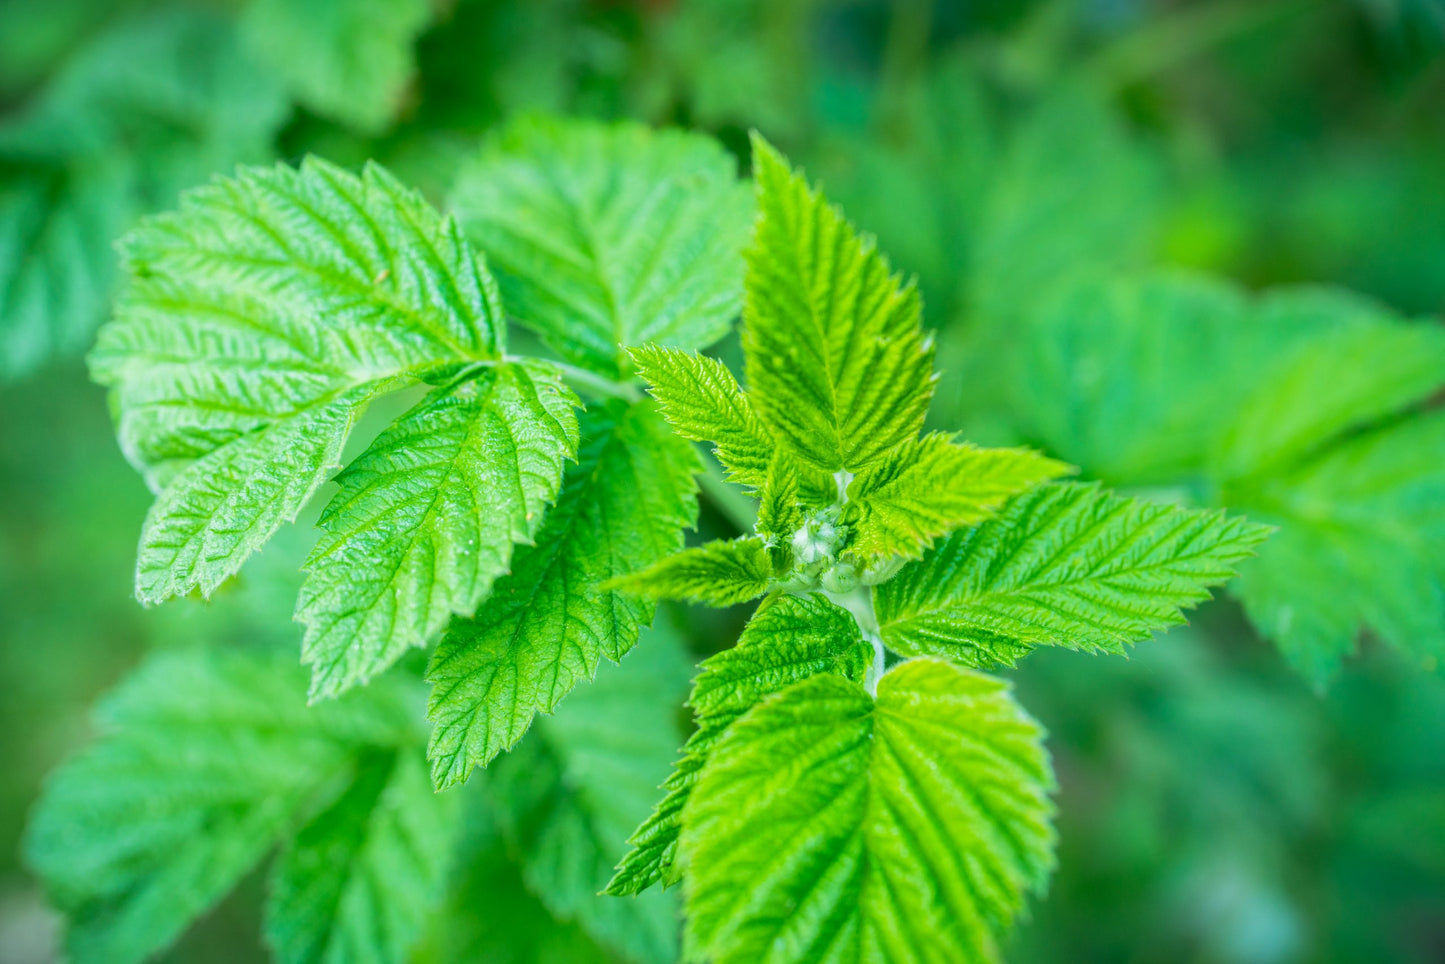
[825,586,888,696]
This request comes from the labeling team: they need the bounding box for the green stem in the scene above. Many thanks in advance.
[698,455,758,534]
[825,586,887,696]
[540,359,642,402]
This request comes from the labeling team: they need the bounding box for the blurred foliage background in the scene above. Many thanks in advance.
[3,0,1445,961]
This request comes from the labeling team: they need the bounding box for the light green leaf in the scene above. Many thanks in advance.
[681,658,1055,964]
[266,751,458,964]
[91,156,505,603]
[609,592,871,895]
[844,434,1072,560]
[743,135,936,473]
[242,0,431,133]
[487,624,693,963]
[300,362,578,700]
[426,401,698,789]
[611,536,774,607]
[23,648,433,964]
[630,343,774,489]
[875,482,1272,665]
[755,450,807,545]
[451,116,754,379]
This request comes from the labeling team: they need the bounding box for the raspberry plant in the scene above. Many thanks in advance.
[26,119,1275,963]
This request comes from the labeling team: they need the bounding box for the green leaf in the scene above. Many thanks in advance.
[680,658,1056,964]
[874,482,1272,665]
[426,400,698,788]
[451,116,755,379]
[630,343,774,489]
[994,273,1445,678]
[241,0,431,133]
[743,135,936,472]
[23,648,445,964]
[91,156,505,603]
[410,801,612,964]
[610,536,774,607]
[1231,410,1445,685]
[844,434,1072,560]
[487,624,693,963]
[755,450,807,545]
[609,592,872,895]
[266,750,458,964]
[0,7,287,381]
[300,362,578,700]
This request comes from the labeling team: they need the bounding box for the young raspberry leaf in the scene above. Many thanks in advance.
[680,658,1055,964]
[874,482,1272,665]
[743,134,935,474]
[844,434,1073,560]
[608,592,871,896]
[90,157,504,605]
[451,117,755,380]
[425,401,699,789]
[23,648,451,964]
[299,362,578,700]
[629,343,774,489]
[609,536,774,607]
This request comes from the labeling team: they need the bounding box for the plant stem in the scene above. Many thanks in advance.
[532,357,642,402]
[825,586,888,696]
[698,455,758,533]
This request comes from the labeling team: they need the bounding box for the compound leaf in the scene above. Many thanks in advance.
[23,648,442,964]
[681,658,1055,964]
[242,0,432,133]
[91,156,505,604]
[609,592,871,895]
[743,135,935,473]
[426,400,698,789]
[630,343,774,489]
[845,435,1071,560]
[610,536,774,608]
[451,116,754,380]
[300,362,578,700]
[874,482,1272,665]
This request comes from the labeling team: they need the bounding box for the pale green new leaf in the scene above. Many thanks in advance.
[875,482,1272,665]
[266,751,458,964]
[23,648,433,964]
[426,401,698,789]
[90,156,504,603]
[242,0,431,133]
[487,626,692,963]
[755,451,806,544]
[743,135,935,473]
[630,343,774,489]
[300,362,578,699]
[681,658,1055,964]
[609,592,871,895]
[844,434,1072,560]
[611,536,774,607]
[451,116,755,379]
